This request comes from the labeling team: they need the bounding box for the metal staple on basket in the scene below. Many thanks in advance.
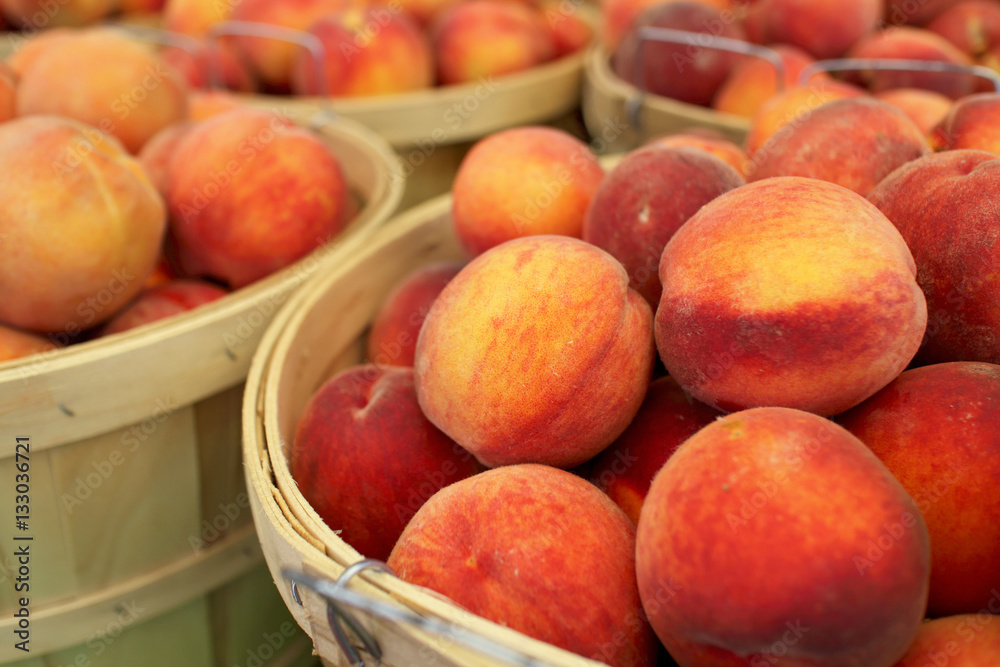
[284,562,560,667]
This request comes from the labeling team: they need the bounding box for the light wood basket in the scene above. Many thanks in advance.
[581,43,750,152]
[0,115,404,666]
[244,195,620,667]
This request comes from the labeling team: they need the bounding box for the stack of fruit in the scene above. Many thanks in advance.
[279,104,1000,665]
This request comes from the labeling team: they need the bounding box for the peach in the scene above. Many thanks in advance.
[0,0,115,27]
[647,128,748,174]
[430,0,555,85]
[712,44,819,119]
[867,149,1000,364]
[99,279,229,336]
[163,0,234,36]
[746,97,931,196]
[450,126,604,257]
[539,0,595,58]
[160,41,256,93]
[372,0,461,28]
[589,376,722,525]
[845,26,980,99]
[143,254,179,290]
[893,615,1000,666]
[582,145,744,308]
[636,407,930,667]
[743,79,867,157]
[387,463,659,666]
[119,0,165,13]
[166,108,350,289]
[290,7,435,97]
[366,262,463,368]
[884,0,962,25]
[0,324,60,363]
[16,28,190,153]
[875,87,953,135]
[292,365,482,561]
[0,116,165,334]
[414,235,655,468]
[4,27,73,78]
[229,0,360,92]
[612,1,747,107]
[185,89,248,121]
[742,0,883,59]
[929,92,1000,153]
[836,362,1000,617]
[655,177,927,416]
[138,120,195,197]
[600,0,732,54]
[927,0,1000,57]
[0,60,15,123]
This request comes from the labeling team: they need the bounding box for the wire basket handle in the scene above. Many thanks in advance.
[797,57,1000,92]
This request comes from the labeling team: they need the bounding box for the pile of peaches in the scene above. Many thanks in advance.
[604,0,1000,125]
[290,90,1000,664]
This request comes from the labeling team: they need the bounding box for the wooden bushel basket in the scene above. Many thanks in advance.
[0,115,404,666]
[244,194,625,667]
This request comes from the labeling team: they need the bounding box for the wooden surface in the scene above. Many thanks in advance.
[244,196,619,667]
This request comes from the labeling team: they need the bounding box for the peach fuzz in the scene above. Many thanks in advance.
[293,365,481,562]
[100,279,229,336]
[0,116,165,333]
[16,29,189,153]
[450,126,604,257]
[742,0,883,59]
[387,463,659,666]
[0,324,60,364]
[366,262,463,368]
[166,108,350,289]
[836,362,1000,617]
[582,144,744,308]
[746,97,931,196]
[875,87,953,135]
[414,234,655,468]
[929,92,1000,153]
[743,79,866,157]
[712,44,819,119]
[229,0,354,91]
[637,407,930,667]
[892,615,1000,666]
[867,149,1000,364]
[430,0,555,85]
[291,8,434,97]
[589,375,722,525]
[655,177,927,416]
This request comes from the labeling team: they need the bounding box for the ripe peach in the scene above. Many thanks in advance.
[927,0,1000,58]
[875,87,953,135]
[884,0,961,25]
[582,145,744,308]
[539,0,595,58]
[929,92,1000,153]
[185,89,248,121]
[166,108,350,288]
[163,0,233,36]
[0,324,60,363]
[655,177,927,416]
[366,262,463,368]
[893,614,1000,666]
[600,0,732,54]
[430,0,555,85]
[451,126,604,257]
[712,44,818,119]
[0,0,115,28]
[414,235,655,468]
[612,1,747,107]
[637,407,930,667]
[290,7,435,97]
[0,116,165,333]
[138,120,195,197]
[372,0,461,28]
[589,376,722,525]
[160,41,256,93]
[5,27,73,78]
[388,464,659,666]
[293,365,482,561]
[99,279,229,336]
[16,28,190,153]
[647,128,748,174]
[867,149,1000,364]
[229,0,353,92]
[836,362,1000,617]
[747,97,931,196]
[845,26,980,99]
[0,61,15,123]
[743,79,866,157]
[742,0,883,59]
